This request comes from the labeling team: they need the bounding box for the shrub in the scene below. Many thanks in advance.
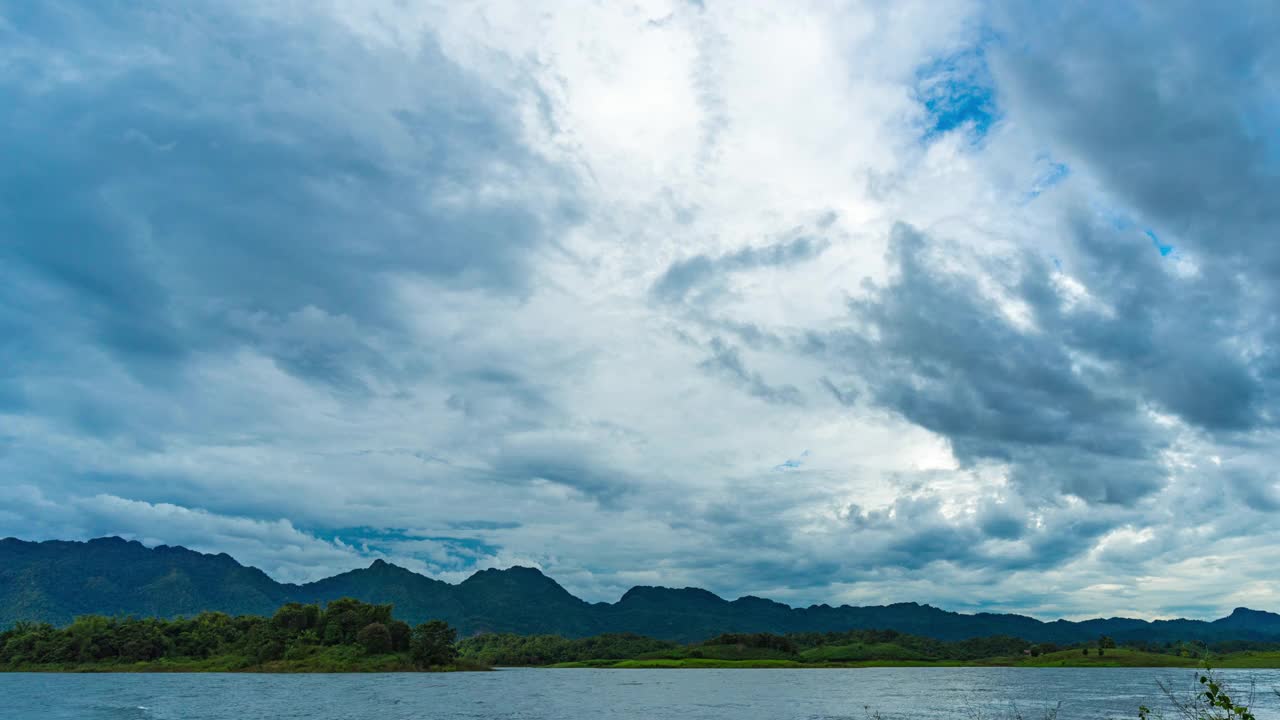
[410,620,458,668]
[388,621,411,652]
[357,623,392,655]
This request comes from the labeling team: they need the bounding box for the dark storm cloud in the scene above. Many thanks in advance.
[651,234,829,304]
[990,1,1280,266]
[791,0,1280,583]
[819,377,859,407]
[823,224,1163,503]
[490,451,632,506]
[974,499,1025,540]
[988,0,1280,427]
[838,490,1130,577]
[0,1,578,403]
[699,337,804,405]
[820,208,1274,508]
[1227,471,1280,513]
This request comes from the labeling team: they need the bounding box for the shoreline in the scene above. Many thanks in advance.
[545,658,1280,670]
[0,656,492,674]
[9,656,1280,673]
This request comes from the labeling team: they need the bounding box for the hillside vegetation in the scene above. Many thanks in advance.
[6,537,1280,647]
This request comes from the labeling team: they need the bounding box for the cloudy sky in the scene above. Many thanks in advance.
[3,1,1279,621]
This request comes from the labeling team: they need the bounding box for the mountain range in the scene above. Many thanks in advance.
[3,537,1279,644]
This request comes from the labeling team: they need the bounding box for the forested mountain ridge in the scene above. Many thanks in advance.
[3,537,1279,644]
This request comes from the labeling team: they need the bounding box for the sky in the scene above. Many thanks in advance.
[2,1,1279,622]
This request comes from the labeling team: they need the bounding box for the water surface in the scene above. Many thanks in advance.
[5,667,1280,720]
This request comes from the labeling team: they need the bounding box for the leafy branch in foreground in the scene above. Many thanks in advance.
[1139,667,1278,720]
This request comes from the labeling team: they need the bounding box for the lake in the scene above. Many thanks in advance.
[4,667,1280,720]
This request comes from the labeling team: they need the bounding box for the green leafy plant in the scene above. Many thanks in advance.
[1139,668,1261,720]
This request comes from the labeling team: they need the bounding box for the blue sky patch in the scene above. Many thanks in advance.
[773,450,810,471]
[917,47,998,142]
[1025,159,1070,201]
[1147,229,1174,257]
[314,527,503,570]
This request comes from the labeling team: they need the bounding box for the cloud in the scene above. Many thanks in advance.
[699,337,805,405]
[75,495,371,584]
[989,1,1280,265]
[0,0,578,394]
[651,233,830,304]
[2,0,1279,621]
[823,223,1173,505]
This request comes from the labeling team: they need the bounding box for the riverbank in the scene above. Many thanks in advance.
[10,647,1279,672]
[548,648,1280,669]
[10,653,1280,672]
[2,647,490,673]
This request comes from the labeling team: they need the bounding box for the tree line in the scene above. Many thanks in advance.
[0,598,461,670]
[459,632,677,666]
[456,627,1107,665]
[7,600,1278,671]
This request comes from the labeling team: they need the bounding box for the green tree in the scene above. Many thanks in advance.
[388,621,411,652]
[411,620,458,668]
[117,619,171,662]
[1030,643,1059,658]
[65,616,115,662]
[272,603,321,633]
[319,598,393,645]
[240,620,285,665]
[357,623,392,655]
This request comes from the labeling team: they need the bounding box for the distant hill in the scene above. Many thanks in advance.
[3,537,1279,644]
